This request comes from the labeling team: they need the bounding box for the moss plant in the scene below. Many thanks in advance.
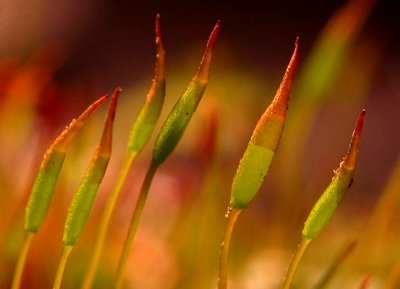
[281,110,366,289]
[217,38,298,289]
[5,13,398,289]
[114,20,220,289]
[11,95,107,289]
[52,88,120,289]
[81,15,166,289]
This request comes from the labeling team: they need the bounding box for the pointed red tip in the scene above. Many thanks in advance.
[268,37,299,116]
[195,20,221,81]
[107,87,122,121]
[155,14,162,42]
[51,94,108,151]
[78,95,108,123]
[208,20,221,51]
[155,13,165,81]
[343,109,366,169]
[99,87,121,154]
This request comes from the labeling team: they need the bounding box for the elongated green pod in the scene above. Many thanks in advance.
[230,39,299,209]
[24,95,107,233]
[128,14,166,153]
[63,88,120,246]
[302,110,366,240]
[152,20,220,165]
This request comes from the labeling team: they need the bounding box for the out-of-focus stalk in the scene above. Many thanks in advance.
[276,0,375,220]
[313,241,357,289]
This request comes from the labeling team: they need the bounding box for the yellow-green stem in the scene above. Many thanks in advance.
[82,152,137,289]
[114,161,158,289]
[53,245,73,289]
[281,238,311,289]
[217,207,242,289]
[11,232,34,289]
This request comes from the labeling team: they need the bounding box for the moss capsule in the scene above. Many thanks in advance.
[63,88,120,246]
[230,39,299,209]
[25,95,107,233]
[152,20,220,165]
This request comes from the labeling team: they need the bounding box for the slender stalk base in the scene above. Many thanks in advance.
[114,161,159,289]
[217,207,242,289]
[281,238,311,289]
[11,232,34,289]
[53,245,73,289]
[81,153,137,289]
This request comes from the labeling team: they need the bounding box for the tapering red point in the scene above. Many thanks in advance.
[196,20,221,81]
[155,14,162,40]
[268,37,299,116]
[99,87,121,155]
[208,20,221,49]
[51,94,108,152]
[343,109,366,169]
[357,109,366,131]
[154,14,165,81]
[107,87,122,121]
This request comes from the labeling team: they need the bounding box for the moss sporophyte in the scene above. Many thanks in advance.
[114,20,220,289]
[281,110,366,289]
[5,12,384,289]
[82,15,166,289]
[218,38,299,289]
[52,88,120,289]
[11,95,107,289]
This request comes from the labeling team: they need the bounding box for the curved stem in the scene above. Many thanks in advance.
[114,161,159,289]
[281,238,311,289]
[81,152,137,289]
[217,207,242,289]
[53,245,73,289]
[11,232,34,289]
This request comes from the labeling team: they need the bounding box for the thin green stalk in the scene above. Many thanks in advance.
[114,161,159,289]
[81,152,137,289]
[217,207,241,289]
[53,246,73,289]
[10,232,34,289]
[281,238,311,289]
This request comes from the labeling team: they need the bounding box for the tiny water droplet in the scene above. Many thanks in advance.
[225,207,232,218]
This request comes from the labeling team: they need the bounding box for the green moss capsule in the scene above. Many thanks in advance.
[152,20,220,165]
[24,95,107,233]
[302,110,366,240]
[63,88,120,246]
[230,39,299,209]
[128,14,166,153]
